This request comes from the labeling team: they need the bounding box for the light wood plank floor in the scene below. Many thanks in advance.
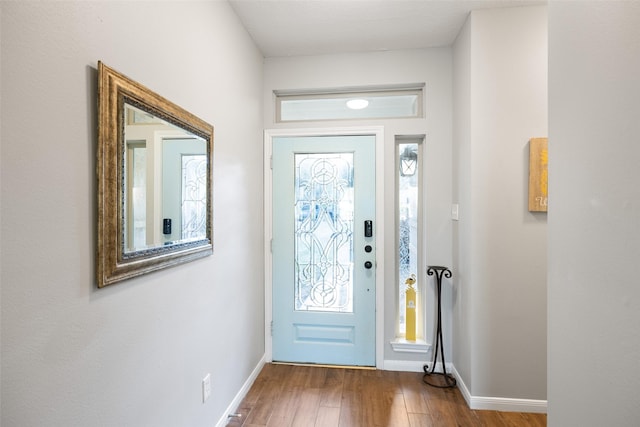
[226,363,546,427]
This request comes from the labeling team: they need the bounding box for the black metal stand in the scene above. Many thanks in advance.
[423,266,456,388]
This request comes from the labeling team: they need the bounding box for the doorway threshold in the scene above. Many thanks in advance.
[271,361,376,370]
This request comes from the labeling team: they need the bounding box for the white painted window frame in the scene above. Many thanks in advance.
[274,84,424,123]
[390,136,430,354]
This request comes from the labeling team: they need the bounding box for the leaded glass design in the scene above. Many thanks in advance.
[130,143,147,250]
[181,154,207,240]
[294,153,354,312]
[398,143,419,335]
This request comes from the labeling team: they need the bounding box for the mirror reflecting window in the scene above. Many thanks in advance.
[123,103,207,253]
[97,62,214,287]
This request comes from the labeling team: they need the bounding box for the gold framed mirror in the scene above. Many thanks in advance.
[97,62,213,287]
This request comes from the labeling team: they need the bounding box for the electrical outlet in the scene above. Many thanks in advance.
[202,373,211,403]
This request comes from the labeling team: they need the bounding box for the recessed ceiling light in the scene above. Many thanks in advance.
[346,99,369,110]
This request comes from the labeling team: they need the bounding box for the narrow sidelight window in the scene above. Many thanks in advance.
[397,138,423,338]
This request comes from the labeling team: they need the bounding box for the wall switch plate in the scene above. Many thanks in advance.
[451,204,459,221]
[202,373,211,402]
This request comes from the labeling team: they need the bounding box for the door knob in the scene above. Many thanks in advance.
[364,261,373,269]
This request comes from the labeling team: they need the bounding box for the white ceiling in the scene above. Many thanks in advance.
[228,0,546,57]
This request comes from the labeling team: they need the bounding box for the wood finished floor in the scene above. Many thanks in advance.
[226,363,546,427]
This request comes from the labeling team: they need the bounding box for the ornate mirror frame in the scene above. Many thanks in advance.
[97,61,213,287]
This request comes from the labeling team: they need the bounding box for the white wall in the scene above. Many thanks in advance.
[263,49,453,366]
[548,1,640,425]
[453,6,548,402]
[452,9,473,392]
[0,2,264,426]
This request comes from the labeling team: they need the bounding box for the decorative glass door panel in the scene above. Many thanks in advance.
[181,154,207,240]
[294,153,354,313]
[272,135,376,367]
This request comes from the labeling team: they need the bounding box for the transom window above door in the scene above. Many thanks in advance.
[275,84,424,122]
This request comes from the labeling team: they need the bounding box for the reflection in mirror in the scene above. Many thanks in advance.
[123,103,207,253]
[97,62,213,287]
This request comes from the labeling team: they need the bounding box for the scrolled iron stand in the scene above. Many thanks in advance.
[423,266,457,388]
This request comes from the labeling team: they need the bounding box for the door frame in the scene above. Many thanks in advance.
[264,127,385,369]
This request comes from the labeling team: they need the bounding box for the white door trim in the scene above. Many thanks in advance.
[264,126,385,369]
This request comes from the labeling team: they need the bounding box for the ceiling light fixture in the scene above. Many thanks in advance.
[346,99,369,110]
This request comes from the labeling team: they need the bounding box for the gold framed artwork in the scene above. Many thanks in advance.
[528,137,548,212]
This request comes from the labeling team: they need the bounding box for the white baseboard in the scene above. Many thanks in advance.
[470,396,547,413]
[215,355,266,427]
[382,360,547,414]
[383,358,450,373]
[451,364,473,405]
[451,365,547,414]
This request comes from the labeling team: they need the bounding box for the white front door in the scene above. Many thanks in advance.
[271,135,377,366]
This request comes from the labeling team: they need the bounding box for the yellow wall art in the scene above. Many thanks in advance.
[528,137,548,212]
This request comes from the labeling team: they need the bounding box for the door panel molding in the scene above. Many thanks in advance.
[264,127,385,369]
